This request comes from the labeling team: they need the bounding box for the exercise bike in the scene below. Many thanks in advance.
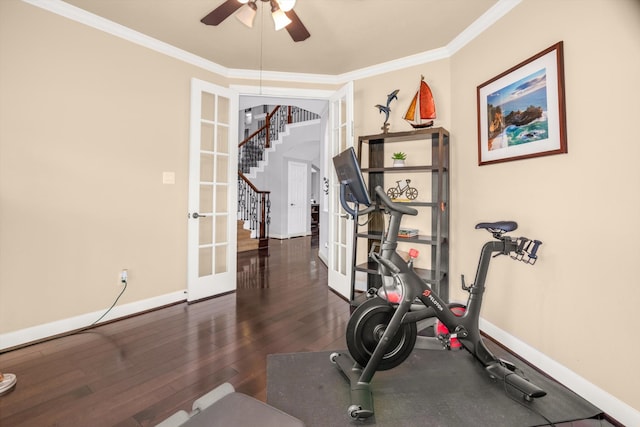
[330,148,546,420]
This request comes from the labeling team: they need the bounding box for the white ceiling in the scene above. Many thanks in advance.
[58,0,505,76]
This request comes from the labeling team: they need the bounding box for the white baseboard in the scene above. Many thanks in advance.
[0,290,186,351]
[317,250,328,267]
[480,318,639,426]
[3,292,636,425]
[268,233,287,239]
[268,232,312,240]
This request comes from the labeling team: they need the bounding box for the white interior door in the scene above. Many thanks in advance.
[327,82,354,299]
[187,78,238,302]
[287,161,308,237]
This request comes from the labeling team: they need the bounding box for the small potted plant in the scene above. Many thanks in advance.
[392,152,407,167]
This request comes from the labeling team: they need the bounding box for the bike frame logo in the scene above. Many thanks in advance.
[422,289,443,311]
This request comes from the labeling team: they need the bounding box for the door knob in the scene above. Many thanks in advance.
[191,212,208,219]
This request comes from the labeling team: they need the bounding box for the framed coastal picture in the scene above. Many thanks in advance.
[477,42,567,166]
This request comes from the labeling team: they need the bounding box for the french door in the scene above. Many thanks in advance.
[187,78,238,302]
[327,82,354,299]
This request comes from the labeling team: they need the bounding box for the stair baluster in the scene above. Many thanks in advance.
[237,105,319,250]
[238,173,270,250]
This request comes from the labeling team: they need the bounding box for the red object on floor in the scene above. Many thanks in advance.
[436,306,466,349]
[386,292,401,303]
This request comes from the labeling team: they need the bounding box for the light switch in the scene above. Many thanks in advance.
[162,171,175,185]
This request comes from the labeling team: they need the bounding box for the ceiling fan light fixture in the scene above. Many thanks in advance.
[271,5,291,31]
[202,0,309,41]
[235,1,257,28]
[276,0,296,12]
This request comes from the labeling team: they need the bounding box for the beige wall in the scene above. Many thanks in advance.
[2,0,639,419]
[0,0,225,332]
[0,1,340,338]
[351,0,640,415]
[354,59,452,136]
[449,0,640,413]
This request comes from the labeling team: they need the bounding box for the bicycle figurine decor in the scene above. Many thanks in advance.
[386,178,418,200]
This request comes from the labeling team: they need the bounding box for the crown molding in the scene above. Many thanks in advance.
[447,0,522,55]
[230,85,335,99]
[338,47,451,83]
[21,0,521,85]
[21,0,231,77]
[228,68,341,85]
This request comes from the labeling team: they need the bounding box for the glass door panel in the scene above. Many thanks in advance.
[188,79,238,301]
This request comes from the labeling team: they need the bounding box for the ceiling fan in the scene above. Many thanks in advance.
[201,0,310,42]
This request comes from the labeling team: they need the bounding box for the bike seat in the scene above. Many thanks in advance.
[475,221,517,233]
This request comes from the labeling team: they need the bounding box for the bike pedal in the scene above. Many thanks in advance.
[499,359,517,372]
[453,326,468,338]
[437,334,451,350]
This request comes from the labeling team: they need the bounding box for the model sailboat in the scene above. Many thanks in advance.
[404,76,436,128]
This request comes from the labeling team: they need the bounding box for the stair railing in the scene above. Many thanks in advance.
[238,105,320,174]
[237,105,319,249]
[238,106,284,174]
[237,173,270,250]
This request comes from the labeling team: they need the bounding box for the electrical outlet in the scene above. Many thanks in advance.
[120,269,128,284]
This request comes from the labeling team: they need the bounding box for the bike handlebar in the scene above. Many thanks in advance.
[374,186,418,216]
[369,251,400,274]
[339,184,377,217]
[510,237,542,265]
[364,184,542,267]
[528,239,542,260]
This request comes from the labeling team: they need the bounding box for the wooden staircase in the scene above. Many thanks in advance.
[237,220,259,252]
[237,105,319,254]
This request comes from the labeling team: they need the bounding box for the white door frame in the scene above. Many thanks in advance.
[231,84,354,298]
[327,82,355,299]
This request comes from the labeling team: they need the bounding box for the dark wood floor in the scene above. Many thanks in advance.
[0,236,620,427]
[0,237,350,426]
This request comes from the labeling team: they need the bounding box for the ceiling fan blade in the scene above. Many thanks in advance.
[284,9,310,42]
[201,0,244,26]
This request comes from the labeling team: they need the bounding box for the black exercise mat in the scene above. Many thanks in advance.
[267,347,602,426]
